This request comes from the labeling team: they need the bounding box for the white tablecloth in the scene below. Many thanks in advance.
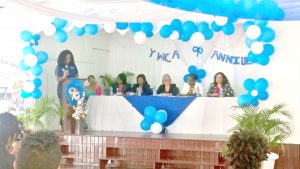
[86,96,239,135]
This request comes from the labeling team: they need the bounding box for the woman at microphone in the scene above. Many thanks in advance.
[55,50,79,102]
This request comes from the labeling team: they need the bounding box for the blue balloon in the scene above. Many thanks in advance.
[32,88,42,99]
[148,0,163,4]
[188,65,197,74]
[243,21,254,31]
[203,29,213,40]
[85,24,98,35]
[182,21,197,35]
[257,55,270,66]
[73,26,85,36]
[262,44,275,56]
[243,78,255,91]
[145,31,154,38]
[196,78,202,83]
[183,74,189,82]
[129,23,141,32]
[247,51,258,63]
[211,22,222,32]
[36,51,48,64]
[251,97,259,107]
[140,119,152,131]
[260,27,275,42]
[116,22,128,30]
[21,90,31,98]
[238,94,252,107]
[155,110,168,124]
[164,0,178,8]
[31,64,43,76]
[222,23,235,35]
[52,18,67,29]
[55,29,68,43]
[246,38,255,48]
[20,31,33,42]
[178,0,197,11]
[144,106,157,121]
[23,46,35,55]
[19,60,30,71]
[33,78,42,88]
[197,22,209,33]
[258,91,269,100]
[180,33,192,41]
[197,69,206,78]
[255,78,268,91]
[160,25,173,38]
[255,20,268,27]
[141,22,153,33]
[33,34,41,41]
[171,19,182,30]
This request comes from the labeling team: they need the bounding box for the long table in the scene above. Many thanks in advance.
[86,96,239,135]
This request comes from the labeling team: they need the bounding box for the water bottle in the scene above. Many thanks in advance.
[219,89,223,97]
[153,86,157,96]
[109,87,113,96]
[196,87,201,97]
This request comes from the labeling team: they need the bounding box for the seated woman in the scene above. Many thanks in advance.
[157,74,179,96]
[131,74,153,96]
[84,75,102,99]
[181,74,204,96]
[207,72,235,97]
[112,73,131,95]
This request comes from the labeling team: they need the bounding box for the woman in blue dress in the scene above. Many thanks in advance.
[131,74,153,96]
[55,50,79,102]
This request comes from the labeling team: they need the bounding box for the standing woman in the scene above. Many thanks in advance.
[84,75,102,100]
[112,73,131,95]
[207,72,235,97]
[157,74,179,96]
[55,50,79,102]
[131,74,153,96]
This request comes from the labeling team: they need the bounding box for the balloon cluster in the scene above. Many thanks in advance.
[124,22,154,44]
[211,16,236,35]
[244,20,275,66]
[160,19,214,45]
[52,18,69,43]
[238,78,269,107]
[65,79,84,106]
[148,0,285,21]
[183,65,206,83]
[20,31,41,46]
[140,106,168,134]
[19,31,49,99]
[73,24,99,37]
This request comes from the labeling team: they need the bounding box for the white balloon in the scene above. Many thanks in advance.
[134,31,147,44]
[251,41,264,54]
[23,81,35,93]
[190,32,205,46]
[251,90,259,97]
[150,122,163,134]
[24,54,38,67]
[170,31,179,40]
[117,29,129,35]
[42,24,56,36]
[103,22,116,33]
[73,21,86,28]
[247,25,261,39]
[215,16,228,26]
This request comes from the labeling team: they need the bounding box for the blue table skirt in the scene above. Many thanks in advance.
[124,96,196,127]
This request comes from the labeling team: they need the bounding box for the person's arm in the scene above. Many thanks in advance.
[156,85,163,95]
[172,84,179,96]
[207,85,215,97]
[124,84,131,94]
[142,85,153,96]
[224,85,235,97]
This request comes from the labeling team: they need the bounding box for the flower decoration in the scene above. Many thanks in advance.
[238,78,269,107]
[183,65,206,83]
[65,79,84,106]
[72,94,87,120]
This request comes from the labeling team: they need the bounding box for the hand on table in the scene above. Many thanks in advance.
[211,93,219,97]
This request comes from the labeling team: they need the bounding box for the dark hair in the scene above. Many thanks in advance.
[88,75,95,80]
[213,72,230,86]
[117,73,127,84]
[15,131,61,169]
[136,74,148,85]
[189,74,198,81]
[57,50,76,67]
[0,112,20,144]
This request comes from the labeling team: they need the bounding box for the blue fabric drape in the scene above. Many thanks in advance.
[124,96,196,126]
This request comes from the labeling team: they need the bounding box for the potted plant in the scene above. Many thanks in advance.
[224,128,271,169]
[17,96,65,132]
[230,103,292,169]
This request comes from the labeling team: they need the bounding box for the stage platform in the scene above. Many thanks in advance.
[59,131,300,169]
